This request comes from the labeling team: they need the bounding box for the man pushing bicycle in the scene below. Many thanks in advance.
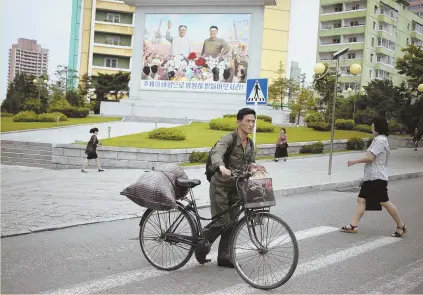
[198,108,257,268]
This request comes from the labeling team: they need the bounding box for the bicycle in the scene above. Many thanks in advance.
[138,169,299,290]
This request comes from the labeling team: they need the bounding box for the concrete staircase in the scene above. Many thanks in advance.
[1,140,53,169]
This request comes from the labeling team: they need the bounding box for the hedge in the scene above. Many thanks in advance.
[304,112,323,125]
[38,112,68,122]
[49,107,90,118]
[148,127,186,141]
[189,151,209,163]
[389,119,407,134]
[335,119,355,130]
[353,124,372,134]
[209,118,274,133]
[299,142,324,154]
[223,113,272,123]
[12,111,39,122]
[307,121,331,131]
[1,112,14,117]
[346,137,365,150]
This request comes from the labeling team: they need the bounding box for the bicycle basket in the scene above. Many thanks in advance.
[240,167,276,209]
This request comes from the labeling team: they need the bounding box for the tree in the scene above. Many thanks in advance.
[268,61,289,108]
[289,87,316,125]
[396,44,423,89]
[362,79,403,120]
[53,65,78,93]
[95,71,130,102]
[1,73,38,114]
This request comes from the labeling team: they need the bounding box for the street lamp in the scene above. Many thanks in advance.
[349,63,362,122]
[314,47,362,175]
[418,84,423,93]
[108,125,112,138]
[33,78,48,100]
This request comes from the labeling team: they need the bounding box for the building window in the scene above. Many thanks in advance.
[377,56,381,62]
[333,38,340,44]
[369,70,372,78]
[106,35,121,45]
[370,53,374,62]
[106,13,121,23]
[408,23,411,31]
[349,37,357,43]
[372,38,375,46]
[105,57,118,68]
[334,22,342,28]
[407,38,409,45]
[348,53,356,59]
[373,22,376,30]
[374,5,378,14]
[350,21,359,27]
[335,5,342,12]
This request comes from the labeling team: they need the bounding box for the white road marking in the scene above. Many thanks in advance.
[211,237,400,294]
[42,226,337,294]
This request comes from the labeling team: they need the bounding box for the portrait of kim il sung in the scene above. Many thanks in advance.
[141,13,251,88]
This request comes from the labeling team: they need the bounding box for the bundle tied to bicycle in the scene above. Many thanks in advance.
[120,163,276,211]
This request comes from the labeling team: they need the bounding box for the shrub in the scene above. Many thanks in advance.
[209,118,274,133]
[49,107,90,118]
[38,112,68,122]
[223,114,236,119]
[22,98,41,114]
[347,137,365,150]
[148,127,186,141]
[389,119,407,134]
[354,124,372,134]
[299,142,324,154]
[49,98,72,110]
[189,151,209,163]
[257,115,272,123]
[304,112,323,125]
[12,111,38,122]
[308,121,331,131]
[1,112,14,117]
[335,119,355,130]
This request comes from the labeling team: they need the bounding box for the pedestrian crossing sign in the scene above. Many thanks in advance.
[246,78,268,105]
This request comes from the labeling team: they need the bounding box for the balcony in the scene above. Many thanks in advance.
[410,31,423,42]
[377,14,397,26]
[319,25,365,37]
[93,45,132,57]
[96,0,135,13]
[377,30,396,42]
[318,42,364,53]
[375,63,395,72]
[376,46,395,56]
[95,23,134,35]
[320,9,367,22]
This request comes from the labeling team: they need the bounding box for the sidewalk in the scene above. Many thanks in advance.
[1,148,422,238]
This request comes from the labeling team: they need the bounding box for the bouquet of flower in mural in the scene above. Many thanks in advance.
[142,45,248,83]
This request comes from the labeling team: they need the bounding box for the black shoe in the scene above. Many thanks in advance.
[81,169,87,173]
[195,239,211,265]
[98,169,104,172]
[217,258,234,268]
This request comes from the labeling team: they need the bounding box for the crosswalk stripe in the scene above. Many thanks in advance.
[211,237,400,294]
[354,258,423,294]
[42,226,337,294]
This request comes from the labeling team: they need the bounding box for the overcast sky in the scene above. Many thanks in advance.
[1,0,319,100]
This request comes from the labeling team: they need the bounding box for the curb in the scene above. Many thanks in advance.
[2,171,422,239]
[1,118,123,134]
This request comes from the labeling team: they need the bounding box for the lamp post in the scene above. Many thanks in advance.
[418,84,423,94]
[33,78,48,100]
[349,64,362,122]
[314,47,361,175]
[108,125,112,138]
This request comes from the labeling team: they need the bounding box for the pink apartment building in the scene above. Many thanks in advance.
[8,38,49,83]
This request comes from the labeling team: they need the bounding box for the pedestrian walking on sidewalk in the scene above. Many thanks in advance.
[341,117,407,237]
[412,127,421,151]
[274,128,288,162]
[81,128,104,173]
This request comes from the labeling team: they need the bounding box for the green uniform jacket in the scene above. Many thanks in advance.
[210,129,255,185]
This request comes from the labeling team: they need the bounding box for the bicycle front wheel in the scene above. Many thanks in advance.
[231,212,299,290]
[139,206,196,271]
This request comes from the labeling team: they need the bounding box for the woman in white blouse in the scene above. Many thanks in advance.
[341,117,407,238]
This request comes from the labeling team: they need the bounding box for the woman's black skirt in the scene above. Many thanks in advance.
[275,145,288,158]
[86,151,98,160]
[358,179,389,211]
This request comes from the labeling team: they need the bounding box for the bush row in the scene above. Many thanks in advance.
[12,111,68,122]
[299,142,324,154]
[346,137,365,150]
[210,118,274,133]
[49,107,89,118]
[189,151,208,163]
[223,114,272,123]
[1,112,14,117]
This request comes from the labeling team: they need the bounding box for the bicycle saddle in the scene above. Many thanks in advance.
[175,178,201,188]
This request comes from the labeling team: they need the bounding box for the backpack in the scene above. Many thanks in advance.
[205,132,254,182]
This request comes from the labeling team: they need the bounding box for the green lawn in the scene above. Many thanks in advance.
[101,122,369,149]
[1,117,122,132]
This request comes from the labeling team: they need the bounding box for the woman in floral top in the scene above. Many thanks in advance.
[341,117,407,237]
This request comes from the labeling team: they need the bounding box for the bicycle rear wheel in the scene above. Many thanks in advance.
[230,212,299,290]
[139,206,196,271]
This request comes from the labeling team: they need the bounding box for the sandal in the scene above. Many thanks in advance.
[341,224,358,233]
[392,224,408,237]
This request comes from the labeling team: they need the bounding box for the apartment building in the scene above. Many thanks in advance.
[317,0,423,93]
[8,38,49,83]
[408,0,423,17]
[68,0,291,90]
